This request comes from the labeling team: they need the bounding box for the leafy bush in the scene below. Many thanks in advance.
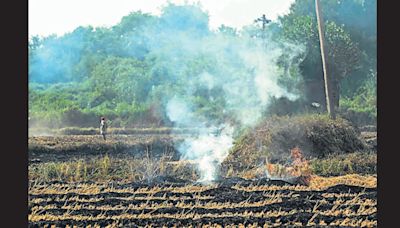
[340,77,376,126]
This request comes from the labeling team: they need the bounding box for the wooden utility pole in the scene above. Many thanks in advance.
[315,0,336,119]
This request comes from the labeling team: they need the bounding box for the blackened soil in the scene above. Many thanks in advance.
[29,179,376,227]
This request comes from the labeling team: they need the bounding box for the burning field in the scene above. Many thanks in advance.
[29,175,376,227]
[28,0,378,226]
[29,146,377,227]
[28,115,377,227]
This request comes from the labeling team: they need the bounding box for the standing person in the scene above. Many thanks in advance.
[100,117,107,140]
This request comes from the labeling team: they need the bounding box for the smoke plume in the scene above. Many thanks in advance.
[148,4,305,182]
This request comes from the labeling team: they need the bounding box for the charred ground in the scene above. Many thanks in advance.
[28,175,377,227]
[28,115,377,227]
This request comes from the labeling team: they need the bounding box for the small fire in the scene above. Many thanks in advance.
[266,147,312,185]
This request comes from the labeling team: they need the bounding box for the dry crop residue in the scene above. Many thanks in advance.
[29,175,377,227]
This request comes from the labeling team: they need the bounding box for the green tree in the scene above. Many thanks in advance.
[280,0,376,101]
[280,13,362,108]
[88,56,151,108]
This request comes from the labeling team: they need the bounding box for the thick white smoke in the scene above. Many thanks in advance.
[144,4,305,182]
[164,34,302,182]
[178,125,234,182]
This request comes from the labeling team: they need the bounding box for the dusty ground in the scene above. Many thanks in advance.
[29,134,185,162]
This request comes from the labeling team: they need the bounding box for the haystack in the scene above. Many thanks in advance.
[222,115,367,171]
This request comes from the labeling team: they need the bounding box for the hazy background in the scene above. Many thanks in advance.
[29,0,295,36]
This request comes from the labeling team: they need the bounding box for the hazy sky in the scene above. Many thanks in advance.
[29,0,295,37]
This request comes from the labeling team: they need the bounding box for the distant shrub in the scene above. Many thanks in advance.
[339,78,376,126]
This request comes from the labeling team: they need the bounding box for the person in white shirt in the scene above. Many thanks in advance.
[100,117,107,140]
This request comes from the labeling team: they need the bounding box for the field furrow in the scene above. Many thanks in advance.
[29,179,377,227]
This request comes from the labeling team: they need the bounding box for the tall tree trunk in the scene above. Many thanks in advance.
[315,0,336,119]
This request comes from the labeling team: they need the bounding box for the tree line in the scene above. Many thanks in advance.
[29,0,376,128]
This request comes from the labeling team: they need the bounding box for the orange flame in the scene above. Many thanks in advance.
[266,147,312,185]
